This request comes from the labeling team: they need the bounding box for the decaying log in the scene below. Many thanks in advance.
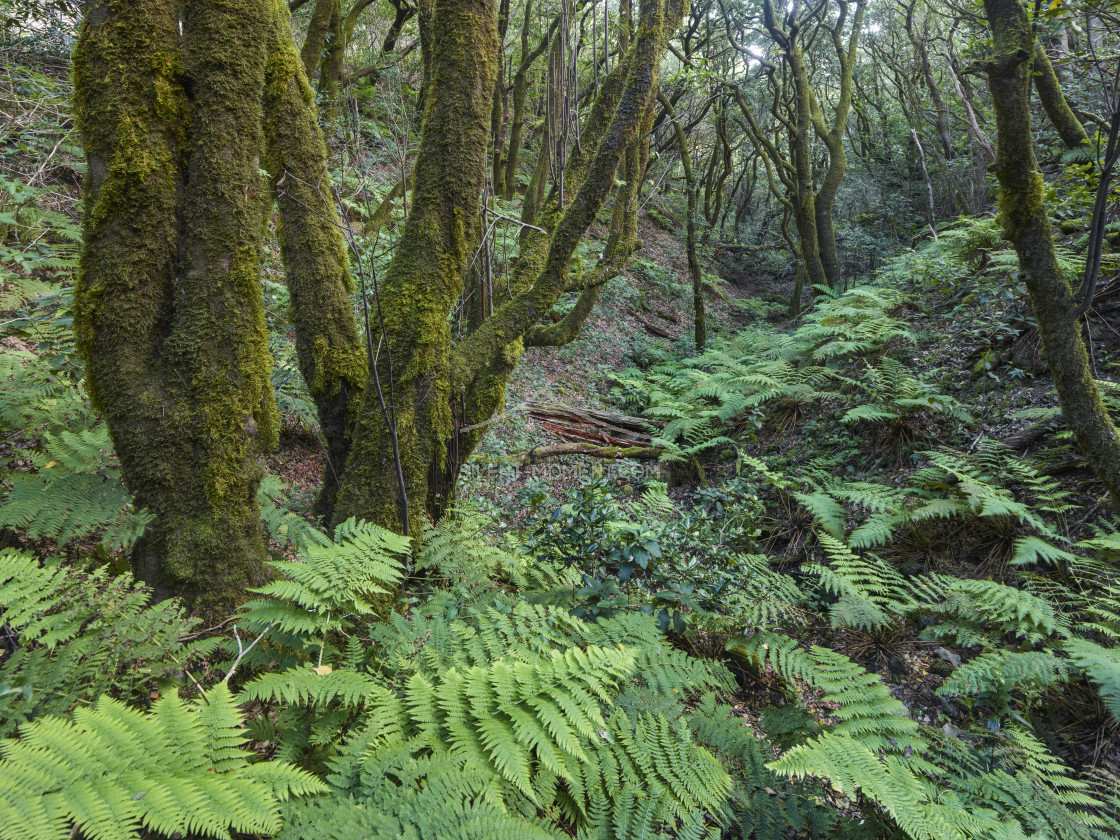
[521,443,662,465]
[524,401,658,447]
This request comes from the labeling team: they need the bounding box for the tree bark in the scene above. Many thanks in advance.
[300,0,335,81]
[334,0,685,532]
[75,0,279,607]
[661,93,705,349]
[332,0,500,532]
[503,3,556,200]
[263,0,368,522]
[982,0,1120,509]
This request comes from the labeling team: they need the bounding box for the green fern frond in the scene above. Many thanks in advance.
[936,650,1068,701]
[239,517,408,640]
[1062,638,1120,724]
[794,491,846,539]
[0,551,204,736]
[0,683,325,840]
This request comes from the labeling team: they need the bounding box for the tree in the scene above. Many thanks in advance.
[981,0,1120,509]
[660,92,706,349]
[74,0,364,605]
[332,0,687,532]
[721,0,864,294]
[73,0,284,606]
[75,0,687,604]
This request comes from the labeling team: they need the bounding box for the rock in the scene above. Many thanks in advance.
[934,646,961,668]
[930,659,953,677]
[888,656,908,678]
[940,697,962,718]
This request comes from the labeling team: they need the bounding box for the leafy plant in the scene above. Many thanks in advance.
[0,682,325,840]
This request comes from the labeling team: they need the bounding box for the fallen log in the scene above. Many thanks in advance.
[524,401,658,446]
[624,307,674,338]
[521,443,662,465]
[1003,416,1061,450]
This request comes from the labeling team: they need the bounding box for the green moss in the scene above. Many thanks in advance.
[332,0,500,535]
[75,0,281,608]
[983,0,1120,509]
[264,0,367,518]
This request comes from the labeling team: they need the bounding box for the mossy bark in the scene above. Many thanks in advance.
[331,0,500,532]
[75,0,279,607]
[787,51,827,294]
[809,0,864,290]
[1032,42,1089,150]
[300,0,335,81]
[333,0,685,532]
[503,3,555,200]
[263,0,367,520]
[758,0,827,294]
[381,0,415,52]
[489,0,511,196]
[983,0,1120,509]
[448,2,681,502]
[453,1,683,384]
[316,0,344,122]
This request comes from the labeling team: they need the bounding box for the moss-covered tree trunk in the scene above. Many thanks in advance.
[74,0,279,607]
[661,93,705,349]
[333,0,685,532]
[787,52,828,294]
[300,0,336,81]
[810,0,864,290]
[331,0,500,532]
[489,0,511,196]
[982,0,1120,509]
[263,0,367,521]
[757,0,827,294]
[503,2,555,200]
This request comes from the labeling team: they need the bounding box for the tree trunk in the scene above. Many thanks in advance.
[331,0,500,532]
[661,94,705,350]
[982,0,1120,509]
[300,0,335,81]
[315,0,344,123]
[809,0,865,290]
[75,0,278,607]
[490,0,511,196]
[1032,42,1090,150]
[263,0,367,522]
[504,3,555,200]
[334,0,685,532]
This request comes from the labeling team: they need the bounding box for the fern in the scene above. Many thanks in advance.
[0,424,152,551]
[808,534,925,631]
[238,516,408,645]
[918,577,1064,646]
[794,491,846,539]
[1062,637,1120,724]
[930,726,1120,840]
[279,768,564,839]
[0,551,208,736]
[737,632,923,752]
[936,650,1068,707]
[0,682,325,840]
[769,731,995,840]
[688,693,855,840]
[574,710,731,840]
[258,474,330,551]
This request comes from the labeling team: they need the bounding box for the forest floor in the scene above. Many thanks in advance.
[3,41,1120,796]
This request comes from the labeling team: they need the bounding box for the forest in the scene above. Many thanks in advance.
[2,0,1120,837]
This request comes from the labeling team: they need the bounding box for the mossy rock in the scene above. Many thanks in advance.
[930,659,954,677]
